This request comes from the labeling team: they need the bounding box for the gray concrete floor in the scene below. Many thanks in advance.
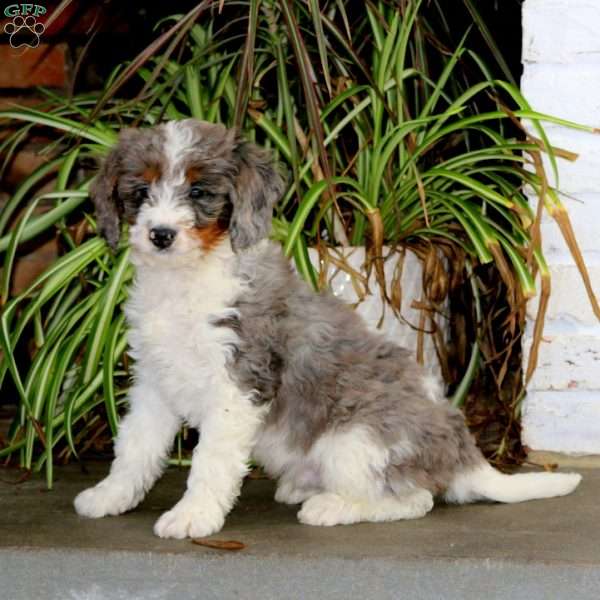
[1,463,599,599]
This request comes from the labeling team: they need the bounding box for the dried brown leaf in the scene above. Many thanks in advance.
[488,242,517,335]
[192,538,246,551]
[366,208,387,303]
[416,297,426,366]
[0,468,31,485]
[551,206,600,320]
[525,273,550,384]
[390,248,406,315]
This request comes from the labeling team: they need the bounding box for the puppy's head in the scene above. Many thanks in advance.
[90,119,285,259]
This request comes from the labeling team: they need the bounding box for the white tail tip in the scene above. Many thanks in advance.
[445,464,582,504]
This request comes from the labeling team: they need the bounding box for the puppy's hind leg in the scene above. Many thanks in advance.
[274,461,322,505]
[297,425,434,526]
[298,489,433,526]
[275,478,319,505]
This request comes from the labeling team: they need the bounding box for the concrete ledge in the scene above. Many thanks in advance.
[3,548,600,600]
[1,464,599,599]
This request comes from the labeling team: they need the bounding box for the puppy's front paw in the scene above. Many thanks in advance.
[153,498,225,539]
[74,481,143,518]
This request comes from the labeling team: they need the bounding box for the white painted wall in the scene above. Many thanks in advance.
[521,0,600,455]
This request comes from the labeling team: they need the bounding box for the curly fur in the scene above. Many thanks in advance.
[75,119,582,538]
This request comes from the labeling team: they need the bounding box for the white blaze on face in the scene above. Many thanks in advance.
[129,122,198,258]
[163,121,196,180]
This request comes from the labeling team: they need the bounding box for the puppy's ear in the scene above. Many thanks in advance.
[90,129,136,251]
[229,137,285,251]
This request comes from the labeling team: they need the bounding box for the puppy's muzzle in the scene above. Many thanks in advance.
[149,226,177,249]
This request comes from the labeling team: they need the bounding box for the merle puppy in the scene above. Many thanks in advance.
[74,119,581,539]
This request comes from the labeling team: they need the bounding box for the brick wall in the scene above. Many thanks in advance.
[521,0,600,456]
[0,21,72,294]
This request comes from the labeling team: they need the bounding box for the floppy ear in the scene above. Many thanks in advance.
[229,138,286,251]
[90,129,137,251]
[90,148,122,250]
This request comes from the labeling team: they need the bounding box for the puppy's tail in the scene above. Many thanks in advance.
[445,462,582,504]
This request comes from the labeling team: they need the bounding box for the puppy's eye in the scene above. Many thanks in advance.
[134,185,149,203]
[189,184,204,200]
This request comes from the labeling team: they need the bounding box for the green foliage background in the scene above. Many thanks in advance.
[0,1,597,484]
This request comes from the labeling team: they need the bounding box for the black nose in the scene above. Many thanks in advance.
[149,227,177,249]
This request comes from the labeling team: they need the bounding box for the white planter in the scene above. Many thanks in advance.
[307,246,447,379]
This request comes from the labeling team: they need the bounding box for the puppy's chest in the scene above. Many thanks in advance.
[125,269,242,387]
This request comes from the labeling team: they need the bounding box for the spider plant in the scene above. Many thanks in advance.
[0,0,598,485]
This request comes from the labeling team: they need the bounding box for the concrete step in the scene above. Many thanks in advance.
[1,463,599,599]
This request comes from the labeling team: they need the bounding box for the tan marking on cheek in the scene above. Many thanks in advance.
[186,166,203,183]
[190,223,228,252]
[141,165,161,183]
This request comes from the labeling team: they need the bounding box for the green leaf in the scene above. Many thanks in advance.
[0,191,89,254]
[103,312,127,437]
[82,248,131,385]
[0,108,116,146]
[1,195,43,304]
[0,157,62,237]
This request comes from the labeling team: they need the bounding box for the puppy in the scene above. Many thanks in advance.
[74,119,581,539]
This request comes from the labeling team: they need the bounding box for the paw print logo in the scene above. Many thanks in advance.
[4,15,45,49]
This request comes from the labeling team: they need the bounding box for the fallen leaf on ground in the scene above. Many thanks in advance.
[0,468,32,485]
[191,538,246,551]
